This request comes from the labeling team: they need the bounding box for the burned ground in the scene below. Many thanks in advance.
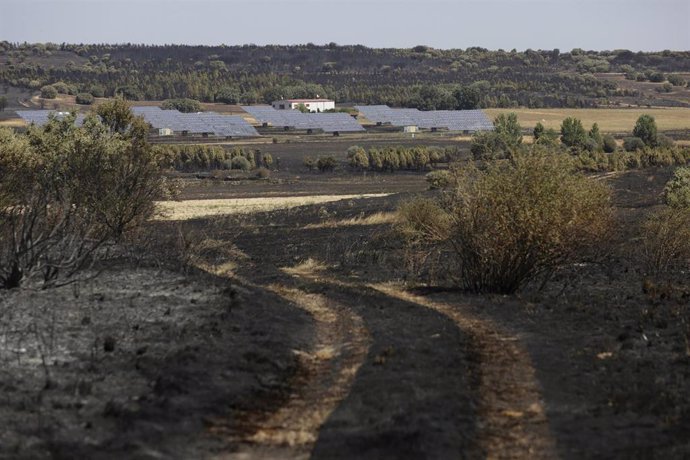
[1,166,689,459]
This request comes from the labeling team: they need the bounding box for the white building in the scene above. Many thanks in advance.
[272,98,335,112]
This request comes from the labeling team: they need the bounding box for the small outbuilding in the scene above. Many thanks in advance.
[272,98,335,112]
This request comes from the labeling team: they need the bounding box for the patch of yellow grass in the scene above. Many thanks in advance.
[282,258,330,277]
[304,211,397,229]
[154,193,390,221]
[0,119,27,128]
[485,107,690,133]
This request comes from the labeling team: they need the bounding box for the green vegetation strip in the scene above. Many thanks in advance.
[155,194,391,221]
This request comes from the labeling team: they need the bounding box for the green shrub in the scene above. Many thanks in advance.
[75,92,94,105]
[397,150,613,293]
[623,137,645,152]
[89,85,105,98]
[603,134,617,153]
[231,155,251,171]
[40,85,58,99]
[52,81,70,94]
[347,146,369,170]
[667,74,686,87]
[657,134,675,149]
[664,167,690,208]
[425,170,452,189]
[303,156,317,171]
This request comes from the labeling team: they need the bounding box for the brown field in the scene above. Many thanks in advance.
[485,107,690,133]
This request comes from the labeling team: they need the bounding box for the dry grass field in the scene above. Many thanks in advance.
[155,193,391,220]
[485,107,690,133]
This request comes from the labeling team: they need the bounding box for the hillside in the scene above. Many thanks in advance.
[1,42,689,110]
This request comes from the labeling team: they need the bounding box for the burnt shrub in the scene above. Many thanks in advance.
[639,208,690,277]
[0,112,167,288]
[397,150,613,293]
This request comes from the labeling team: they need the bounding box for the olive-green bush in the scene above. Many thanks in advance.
[398,150,613,293]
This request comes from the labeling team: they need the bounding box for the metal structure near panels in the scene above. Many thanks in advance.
[354,105,494,132]
[131,107,259,137]
[241,106,365,133]
[15,110,87,126]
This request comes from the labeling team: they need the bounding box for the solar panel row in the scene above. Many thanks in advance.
[15,110,87,127]
[16,108,259,138]
[131,107,259,137]
[241,106,365,133]
[354,105,494,132]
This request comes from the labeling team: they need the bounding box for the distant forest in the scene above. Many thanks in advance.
[1,42,689,109]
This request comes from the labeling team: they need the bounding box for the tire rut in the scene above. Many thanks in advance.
[372,283,558,459]
[215,284,371,459]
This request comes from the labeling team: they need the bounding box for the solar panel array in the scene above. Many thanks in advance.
[241,106,365,133]
[131,106,258,137]
[16,110,87,126]
[354,105,494,132]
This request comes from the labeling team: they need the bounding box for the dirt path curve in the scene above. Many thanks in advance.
[213,284,371,460]
[373,283,558,459]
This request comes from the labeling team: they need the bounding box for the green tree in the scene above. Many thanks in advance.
[633,114,658,147]
[215,86,241,104]
[161,98,202,113]
[471,113,522,160]
[0,96,7,112]
[533,122,545,140]
[96,98,135,133]
[453,86,481,110]
[560,117,587,148]
[494,113,522,148]
[40,85,58,99]
[588,123,603,152]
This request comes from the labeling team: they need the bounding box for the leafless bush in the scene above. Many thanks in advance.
[639,208,690,277]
